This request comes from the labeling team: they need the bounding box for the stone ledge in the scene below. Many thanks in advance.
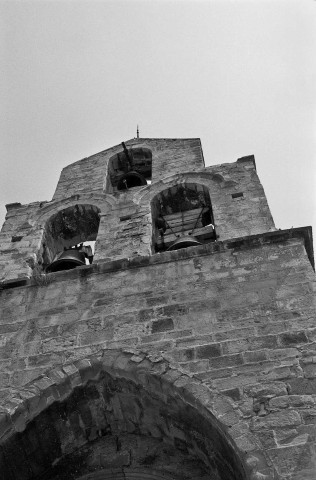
[5,203,21,212]
[0,227,313,290]
[56,226,315,278]
[0,277,29,290]
[237,154,256,170]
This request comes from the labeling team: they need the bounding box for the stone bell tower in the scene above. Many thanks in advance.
[0,138,315,480]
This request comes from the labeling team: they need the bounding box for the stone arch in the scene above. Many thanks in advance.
[150,182,216,252]
[133,172,238,251]
[32,195,117,273]
[76,468,190,480]
[35,194,117,226]
[0,349,273,480]
[106,146,152,192]
[133,172,228,207]
[37,204,101,272]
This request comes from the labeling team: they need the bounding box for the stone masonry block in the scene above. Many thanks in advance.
[251,410,302,431]
[151,317,174,333]
[195,344,222,359]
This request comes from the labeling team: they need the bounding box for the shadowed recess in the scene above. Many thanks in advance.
[0,370,247,480]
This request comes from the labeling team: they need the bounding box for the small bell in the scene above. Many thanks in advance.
[167,235,202,251]
[117,171,147,190]
[46,249,86,273]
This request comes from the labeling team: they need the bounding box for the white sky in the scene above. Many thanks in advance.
[1,0,316,254]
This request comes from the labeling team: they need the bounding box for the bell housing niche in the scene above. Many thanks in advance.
[38,204,100,273]
[108,144,152,191]
[152,183,216,252]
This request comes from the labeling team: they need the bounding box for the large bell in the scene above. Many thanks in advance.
[46,249,86,273]
[117,171,147,190]
[167,235,202,251]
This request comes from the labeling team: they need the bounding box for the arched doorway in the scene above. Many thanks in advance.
[0,351,255,480]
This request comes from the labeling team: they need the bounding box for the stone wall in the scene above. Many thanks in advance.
[52,138,205,201]
[0,138,315,479]
[0,230,315,479]
[0,351,250,480]
[0,140,275,285]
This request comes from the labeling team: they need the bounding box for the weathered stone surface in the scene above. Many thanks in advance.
[0,138,315,480]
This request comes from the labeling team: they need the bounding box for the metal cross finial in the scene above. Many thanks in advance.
[137,125,139,139]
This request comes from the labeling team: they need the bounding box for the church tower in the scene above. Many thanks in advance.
[0,138,315,480]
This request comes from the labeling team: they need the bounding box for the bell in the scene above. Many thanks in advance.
[46,249,86,273]
[167,235,202,251]
[117,171,147,190]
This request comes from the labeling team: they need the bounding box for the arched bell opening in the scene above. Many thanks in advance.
[108,144,152,192]
[151,183,217,253]
[36,204,100,273]
[0,369,248,480]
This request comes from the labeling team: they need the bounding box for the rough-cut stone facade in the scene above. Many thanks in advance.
[0,138,315,480]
